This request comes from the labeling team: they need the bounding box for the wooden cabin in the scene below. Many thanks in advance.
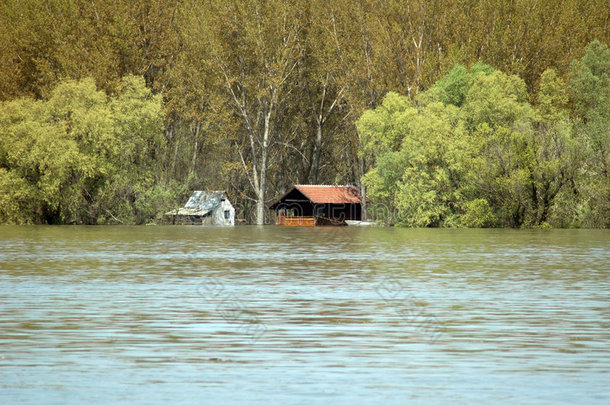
[268,185,362,226]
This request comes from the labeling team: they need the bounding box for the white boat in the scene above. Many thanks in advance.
[345,220,375,226]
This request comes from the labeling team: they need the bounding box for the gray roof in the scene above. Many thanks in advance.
[166,190,226,216]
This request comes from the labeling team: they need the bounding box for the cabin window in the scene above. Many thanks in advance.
[224,210,231,220]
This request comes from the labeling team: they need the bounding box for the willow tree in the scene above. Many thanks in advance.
[0,76,166,224]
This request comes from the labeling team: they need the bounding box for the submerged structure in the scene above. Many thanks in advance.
[268,185,362,226]
[166,191,235,226]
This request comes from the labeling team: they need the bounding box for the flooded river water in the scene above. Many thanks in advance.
[0,226,608,404]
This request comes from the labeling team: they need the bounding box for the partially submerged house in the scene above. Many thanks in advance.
[166,191,235,225]
[268,185,362,226]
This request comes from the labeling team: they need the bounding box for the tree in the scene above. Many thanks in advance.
[568,40,610,227]
[185,0,305,224]
[358,92,415,217]
[358,91,468,226]
[0,78,112,223]
[422,62,494,107]
[359,64,584,228]
[0,76,169,224]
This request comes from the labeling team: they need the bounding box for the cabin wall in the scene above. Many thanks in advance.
[170,215,204,225]
[274,202,314,217]
[201,215,215,225]
[272,202,361,224]
[212,199,235,226]
[269,186,363,226]
[313,203,361,221]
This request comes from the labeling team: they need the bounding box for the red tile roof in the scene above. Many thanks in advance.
[295,185,362,204]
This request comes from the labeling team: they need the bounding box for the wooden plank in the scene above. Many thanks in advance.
[276,216,316,226]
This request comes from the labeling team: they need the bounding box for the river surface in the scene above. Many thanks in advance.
[0,226,608,404]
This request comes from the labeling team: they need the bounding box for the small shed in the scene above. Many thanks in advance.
[268,185,362,226]
[166,191,235,226]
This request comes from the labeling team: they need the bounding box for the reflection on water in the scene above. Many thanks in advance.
[1,226,609,404]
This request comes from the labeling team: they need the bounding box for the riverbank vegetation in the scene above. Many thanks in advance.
[0,0,608,226]
[360,42,609,227]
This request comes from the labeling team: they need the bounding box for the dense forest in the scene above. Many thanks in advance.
[0,0,608,226]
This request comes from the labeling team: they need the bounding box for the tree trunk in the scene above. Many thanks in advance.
[191,140,198,174]
[254,100,273,225]
[255,196,264,225]
[190,123,200,174]
[360,178,367,222]
[312,122,322,184]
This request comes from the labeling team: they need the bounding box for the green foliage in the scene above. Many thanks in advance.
[0,168,36,224]
[569,40,610,120]
[359,46,608,228]
[359,91,468,226]
[0,0,608,228]
[358,92,415,162]
[538,69,569,120]
[567,40,610,227]
[393,102,464,227]
[0,76,176,224]
[462,70,533,130]
[422,62,494,107]
[134,180,187,225]
[459,199,496,228]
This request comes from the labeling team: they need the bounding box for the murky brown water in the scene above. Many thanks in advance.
[0,226,609,404]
